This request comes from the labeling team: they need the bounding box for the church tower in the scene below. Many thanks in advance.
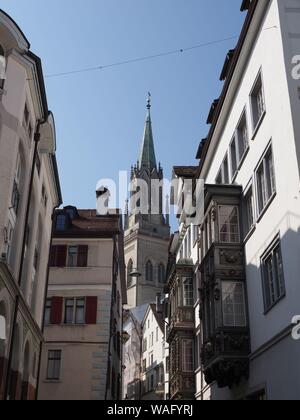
[124,95,170,309]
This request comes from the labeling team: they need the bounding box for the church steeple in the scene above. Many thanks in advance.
[139,93,157,171]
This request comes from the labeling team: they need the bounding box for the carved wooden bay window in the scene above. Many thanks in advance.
[199,185,250,389]
[166,263,196,399]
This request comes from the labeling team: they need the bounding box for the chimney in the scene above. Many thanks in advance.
[96,186,110,216]
[156,293,162,314]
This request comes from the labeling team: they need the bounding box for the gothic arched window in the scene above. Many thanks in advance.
[146,260,153,282]
[127,259,133,287]
[158,263,165,284]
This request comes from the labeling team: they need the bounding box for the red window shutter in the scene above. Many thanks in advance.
[77,245,88,267]
[50,297,63,325]
[85,297,97,324]
[56,246,67,267]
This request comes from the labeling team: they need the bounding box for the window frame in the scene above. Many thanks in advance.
[261,236,286,313]
[182,339,194,373]
[182,277,194,307]
[255,142,276,218]
[250,69,266,134]
[218,205,241,244]
[230,109,249,181]
[64,297,86,325]
[146,260,153,282]
[221,281,247,328]
[243,181,256,238]
[44,298,52,326]
[46,350,62,381]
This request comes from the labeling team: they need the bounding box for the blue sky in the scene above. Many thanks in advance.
[1,0,244,214]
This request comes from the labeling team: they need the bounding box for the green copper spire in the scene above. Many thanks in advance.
[139,93,157,170]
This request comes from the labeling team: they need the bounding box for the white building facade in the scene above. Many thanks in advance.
[168,0,300,401]
[141,302,165,400]
[198,0,300,400]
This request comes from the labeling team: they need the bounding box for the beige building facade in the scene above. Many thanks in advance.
[38,206,126,400]
[0,9,62,400]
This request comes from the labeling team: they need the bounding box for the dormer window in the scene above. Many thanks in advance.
[64,206,78,220]
[56,214,67,231]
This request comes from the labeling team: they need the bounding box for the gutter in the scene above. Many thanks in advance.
[198,0,260,177]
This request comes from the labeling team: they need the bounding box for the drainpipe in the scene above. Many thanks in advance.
[105,236,117,401]
[3,121,42,400]
[35,202,60,400]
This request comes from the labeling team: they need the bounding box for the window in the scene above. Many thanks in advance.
[151,332,154,347]
[156,327,159,342]
[64,299,74,324]
[244,186,254,235]
[47,350,62,380]
[182,340,194,373]
[150,375,154,390]
[23,103,32,138]
[0,45,5,89]
[256,145,276,215]
[68,246,78,267]
[183,278,194,307]
[66,245,88,268]
[75,298,85,324]
[44,299,52,326]
[146,261,153,282]
[222,282,247,327]
[216,154,229,184]
[56,215,67,231]
[11,156,21,216]
[237,113,249,162]
[262,239,285,312]
[149,352,154,367]
[64,298,86,325]
[251,71,265,130]
[143,338,147,353]
[143,359,146,373]
[127,259,133,287]
[158,263,165,284]
[230,112,249,179]
[230,137,238,176]
[219,205,240,243]
[42,185,48,209]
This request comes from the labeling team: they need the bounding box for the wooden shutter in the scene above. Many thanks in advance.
[56,246,67,267]
[77,245,88,267]
[50,297,63,325]
[85,297,97,324]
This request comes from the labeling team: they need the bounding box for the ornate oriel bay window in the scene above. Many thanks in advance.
[199,185,250,389]
[166,261,196,400]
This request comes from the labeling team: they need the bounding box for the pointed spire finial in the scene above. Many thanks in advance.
[147,92,151,110]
